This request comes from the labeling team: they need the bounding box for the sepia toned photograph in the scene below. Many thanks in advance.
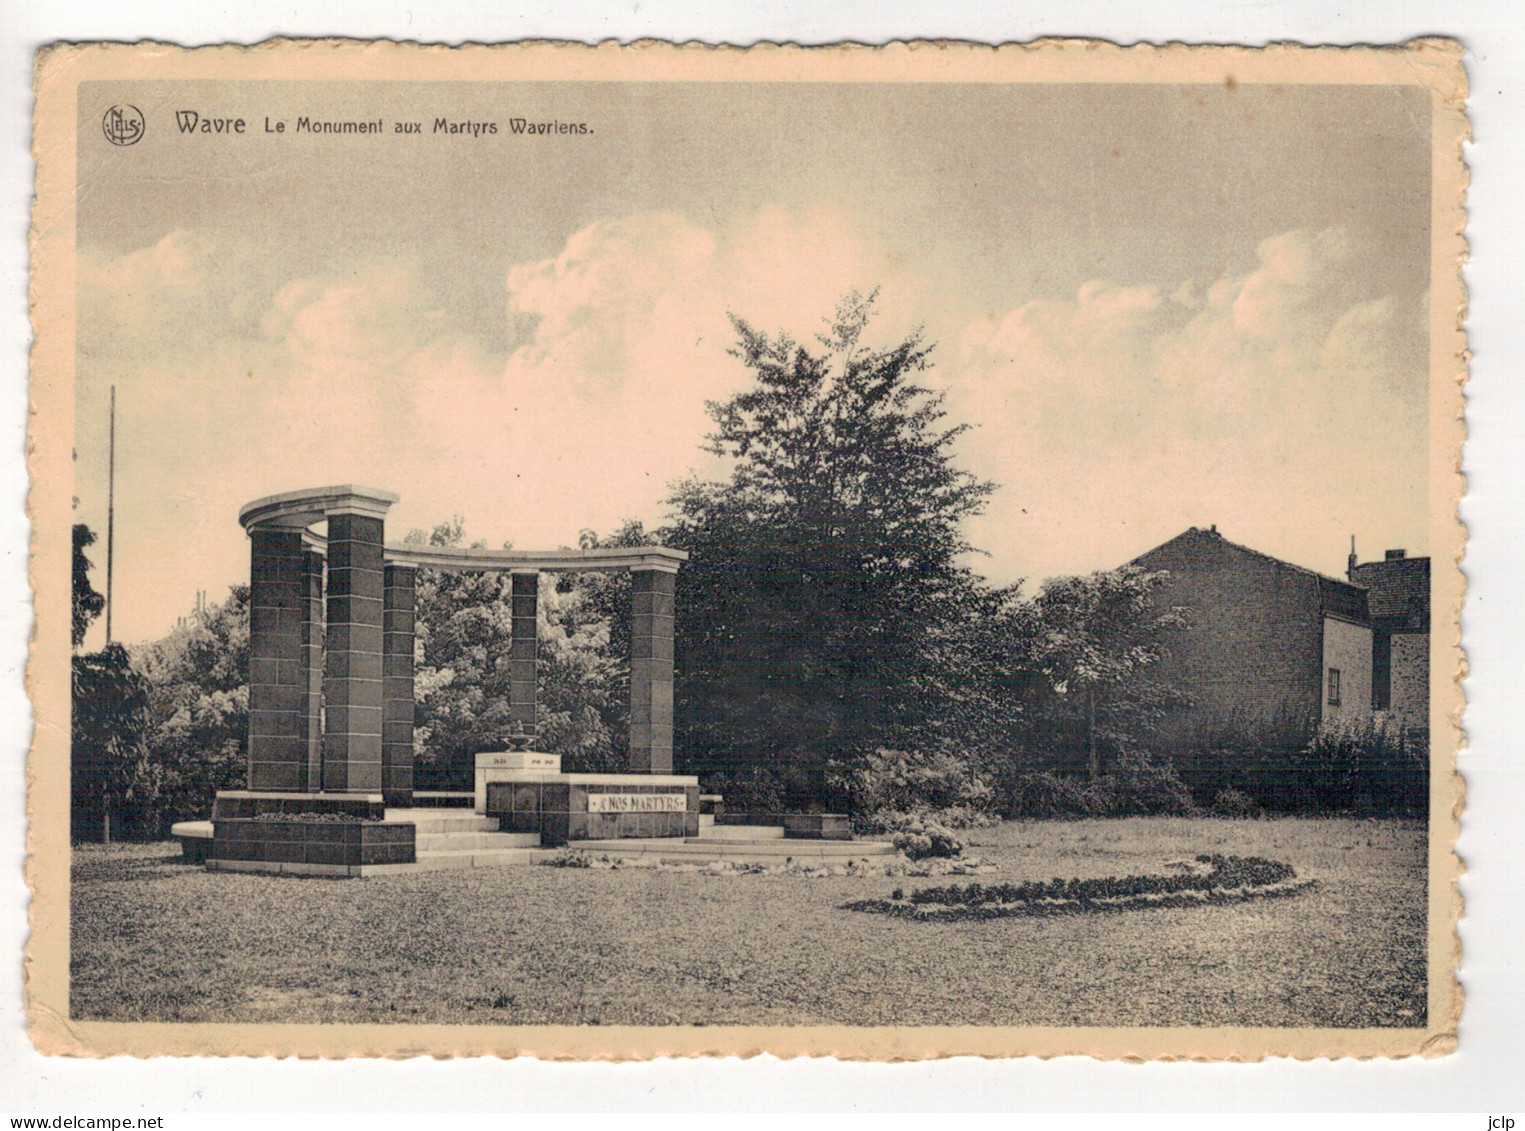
[27,40,1466,1060]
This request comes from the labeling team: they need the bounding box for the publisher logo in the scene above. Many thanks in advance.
[102,105,145,147]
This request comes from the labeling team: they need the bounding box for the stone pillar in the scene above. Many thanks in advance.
[301,549,325,790]
[248,529,316,791]
[509,571,539,735]
[629,568,676,773]
[382,564,417,807]
[322,513,386,792]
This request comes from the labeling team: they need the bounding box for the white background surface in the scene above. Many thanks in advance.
[1,0,1521,1114]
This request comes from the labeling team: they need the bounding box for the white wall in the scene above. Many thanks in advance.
[1321,616,1373,724]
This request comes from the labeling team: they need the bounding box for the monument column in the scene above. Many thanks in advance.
[382,564,417,807]
[301,548,325,790]
[629,568,676,773]
[509,570,539,738]
[248,529,317,791]
[323,512,386,792]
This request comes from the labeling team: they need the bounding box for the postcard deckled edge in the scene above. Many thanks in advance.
[25,37,1469,1061]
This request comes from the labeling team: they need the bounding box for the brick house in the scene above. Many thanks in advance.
[1128,526,1373,734]
[1347,548,1430,733]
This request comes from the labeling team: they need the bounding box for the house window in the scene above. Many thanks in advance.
[1327,667,1342,707]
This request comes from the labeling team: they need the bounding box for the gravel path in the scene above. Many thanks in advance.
[70,816,1428,1028]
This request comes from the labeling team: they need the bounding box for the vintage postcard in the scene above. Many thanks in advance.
[28,40,1467,1060]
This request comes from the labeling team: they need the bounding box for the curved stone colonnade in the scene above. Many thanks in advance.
[238,485,686,808]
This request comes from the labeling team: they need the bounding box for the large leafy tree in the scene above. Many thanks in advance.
[132,586,251,828]
[72,523,106,649]
[71,643,154,842]
[410,518,639,786]
[1020,566,1187,781]
[663,291,995,798]
[408,518,515,788]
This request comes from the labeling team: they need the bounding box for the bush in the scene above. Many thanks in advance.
[891,825,963,860]
[1162,707,1316,812]
[1291,714,1426,815]
[1002,770,1095,819]
[1211,787,1261,818]
[1092,751,1196,817]
[859,810,964,858]
[702,766,788,815]
[1001,754,1194,819]
[854,806,982,835]
[927,805,1001,830]
[844,747,995,817]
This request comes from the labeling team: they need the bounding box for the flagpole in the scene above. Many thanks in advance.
[105,385,115,645]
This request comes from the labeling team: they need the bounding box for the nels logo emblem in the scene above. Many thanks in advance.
[102,105,145,147]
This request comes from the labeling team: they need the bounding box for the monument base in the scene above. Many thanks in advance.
[211,790,387,821]
[476,754,699,846]
[203,791,414,875]
[210,816,415,873]
[474,750,564,812]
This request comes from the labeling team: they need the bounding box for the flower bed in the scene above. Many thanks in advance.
[536,848,999,878]
[843,854,1316,920]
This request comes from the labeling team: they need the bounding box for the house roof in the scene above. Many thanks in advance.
[1129,526,1374,624]
[1131,526,1365,595]
[1348,555,1430,624]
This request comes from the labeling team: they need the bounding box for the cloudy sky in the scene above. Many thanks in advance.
[73,80,1433,645]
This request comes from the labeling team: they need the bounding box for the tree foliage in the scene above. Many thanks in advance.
[72,523,106,648]
[662,291,996,795]
[131,585,251,829]
[71,643,153,841]
[409,518,641,787]
[1010,566,1187,780]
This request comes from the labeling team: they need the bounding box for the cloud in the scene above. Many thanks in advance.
[951,227,1429,585]
[74,217,1427,646]
[484,206,925,548]
[74,208,923,642]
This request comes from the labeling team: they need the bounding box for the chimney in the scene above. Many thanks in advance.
[1385,549,1406,560]
[1348,536,1357,579]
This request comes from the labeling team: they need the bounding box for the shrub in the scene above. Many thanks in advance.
[1093,751,1197,816]
[1211,787,1261,818]
[844,747,995,817]
[1002,770,1095,819]
[1001,754,1194,819]
[855,805,997,834]
[1161,706,1316,811]
[702,767,788,815]
[928,805,1001,830]
[891,826,963,860]
[1291,714,1426,814]
[860,811,964,858]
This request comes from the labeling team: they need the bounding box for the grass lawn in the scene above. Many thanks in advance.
[70,816,1427,1028]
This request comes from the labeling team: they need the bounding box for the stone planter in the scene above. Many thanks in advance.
[210,817,414,874]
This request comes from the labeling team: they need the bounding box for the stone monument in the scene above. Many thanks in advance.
[199,484,702,872]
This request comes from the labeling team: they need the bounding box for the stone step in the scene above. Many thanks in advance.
[385,809,500,834]
[575,838,896,860]
[397,847,547,872]
[700,824,786,840]
[414,831,541,851]
[684,836,800,846]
